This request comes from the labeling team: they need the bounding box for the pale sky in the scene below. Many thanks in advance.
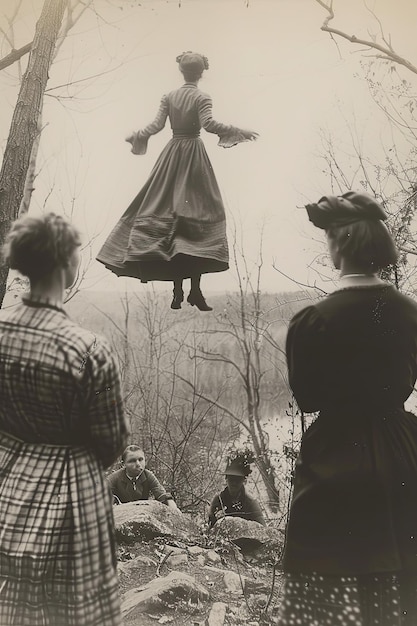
[1,0,416,294]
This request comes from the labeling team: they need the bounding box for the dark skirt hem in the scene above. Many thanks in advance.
[97,253,229,282]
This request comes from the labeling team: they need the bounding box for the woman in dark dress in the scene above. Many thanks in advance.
[278,192,417,626]
[96,51,258,311]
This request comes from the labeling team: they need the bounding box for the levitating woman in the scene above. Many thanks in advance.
[279,192,417,626]
[96,51,258,311]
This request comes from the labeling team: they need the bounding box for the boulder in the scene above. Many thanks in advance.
[121,570,209,620]
[113,501,201,544]
[206,601,227,626]
[209,517,282,556]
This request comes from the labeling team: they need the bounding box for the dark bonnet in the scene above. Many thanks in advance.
[305,191,387,230]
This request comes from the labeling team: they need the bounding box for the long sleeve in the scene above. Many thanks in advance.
[107,469,124,502]
[245,496,266,526]
[197,92,252,148]
[82,338,129,468]
[286,306,327,413]
[128,95,169,155]
[145,469,173,503]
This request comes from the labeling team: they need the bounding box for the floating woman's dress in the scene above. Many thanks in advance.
[96,83,251,282]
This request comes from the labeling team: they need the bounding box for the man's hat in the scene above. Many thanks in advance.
[224,458,251,477]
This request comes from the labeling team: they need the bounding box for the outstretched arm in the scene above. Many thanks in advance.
[197,92,258,147]
[126,95,169,154]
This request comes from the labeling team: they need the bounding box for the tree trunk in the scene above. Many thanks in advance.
[0,0,67,308]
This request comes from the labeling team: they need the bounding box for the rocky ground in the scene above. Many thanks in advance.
[114,501,285,625]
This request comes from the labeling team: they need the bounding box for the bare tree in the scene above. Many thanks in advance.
[312,0,417,292]
[0,0,67,307]
[175,234,293,513]
[90,287,238,513]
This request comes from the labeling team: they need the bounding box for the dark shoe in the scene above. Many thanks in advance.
[187,291,213,311]
[170,289,184,310]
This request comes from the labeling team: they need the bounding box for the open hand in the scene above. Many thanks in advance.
[242,129,259,141]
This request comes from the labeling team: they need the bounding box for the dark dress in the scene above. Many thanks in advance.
[208,486,265,527]
[108,468,173,504]
[96,83,251,282]
[278,284,417,625]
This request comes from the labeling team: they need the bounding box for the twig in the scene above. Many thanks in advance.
[156,549,173,577]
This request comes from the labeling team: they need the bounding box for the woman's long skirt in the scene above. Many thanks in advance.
[96,136,229,282]
[277,572,417,625]
[0,432,122,626]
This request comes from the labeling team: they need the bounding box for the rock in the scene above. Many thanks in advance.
[188,545,205,556]
[118,555,157,573]
[113,501,201,544]
[244,578,270,595]
[210,517,282,556]
[166,553,188,568]
[205,549,221,564]
[162,544,187,555]
[196,554,206,566]
[121,570,209,620]
[118,555,158,587]
[223,570,243,594]
[205,601,227,625]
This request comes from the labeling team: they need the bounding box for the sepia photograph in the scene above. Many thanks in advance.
[0,0,416,624]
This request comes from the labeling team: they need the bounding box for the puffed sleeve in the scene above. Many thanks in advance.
[126,95,169,155]
[286,305,327,413]
[197,92,252,148]
[82,337,130,468]
[146,470,173,504]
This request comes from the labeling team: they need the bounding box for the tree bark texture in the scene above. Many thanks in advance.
[0,0,67,308]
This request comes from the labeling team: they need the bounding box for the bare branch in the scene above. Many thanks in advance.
[315,0,417,75]
[0,41,32,71]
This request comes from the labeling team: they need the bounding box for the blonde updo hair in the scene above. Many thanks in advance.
[3,213,81,281]
[176,51,209,81]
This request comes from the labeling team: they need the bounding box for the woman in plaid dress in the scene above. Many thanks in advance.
[0,214,129,625]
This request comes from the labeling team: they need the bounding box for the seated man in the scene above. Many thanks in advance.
[208,452,265,527]
[108,444,179,511]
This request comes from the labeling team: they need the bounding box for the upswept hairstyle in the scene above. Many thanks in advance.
[3,213,81,281]
[326,219,399,272]
[176,51,209,81]
[122,445,144,462]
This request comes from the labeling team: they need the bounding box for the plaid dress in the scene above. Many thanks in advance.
[0,299,129,626]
